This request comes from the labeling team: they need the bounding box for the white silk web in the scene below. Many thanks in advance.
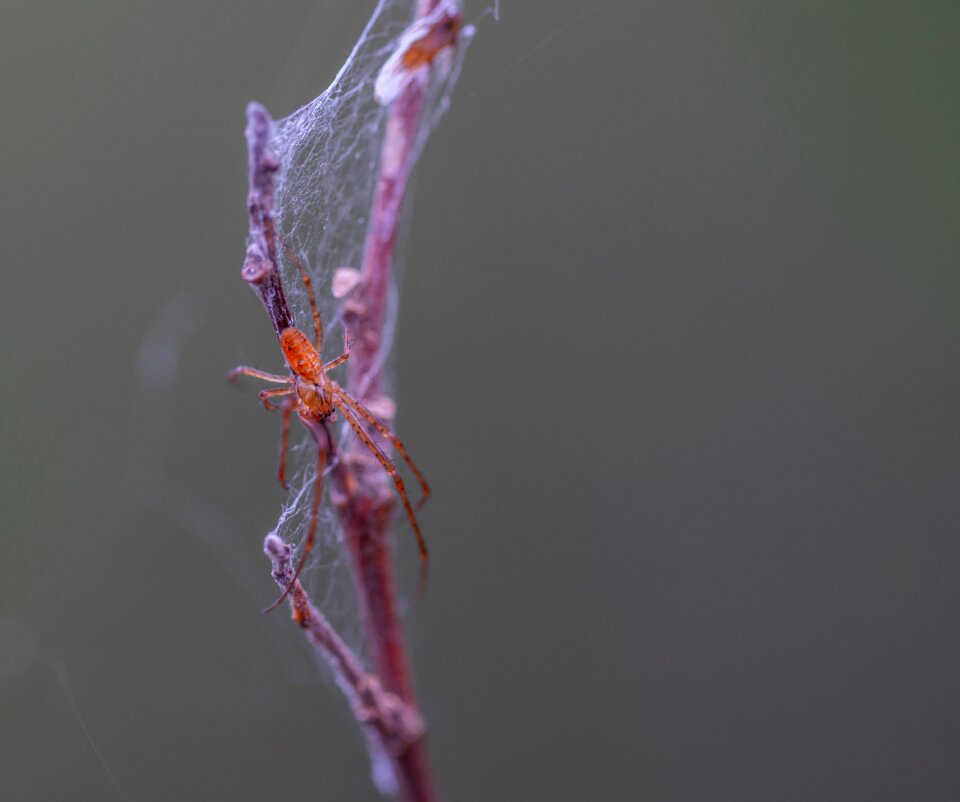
[260,1,474,627]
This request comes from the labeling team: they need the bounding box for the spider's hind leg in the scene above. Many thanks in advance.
[264,424,331,614]
[283,245,322,353]
[323,328,352,371]
[333,385,430,509]
[276,395,295,490]
[334,397,429,564]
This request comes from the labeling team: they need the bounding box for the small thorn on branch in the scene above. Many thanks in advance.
[332,267,363,298]
[241,252,273,285]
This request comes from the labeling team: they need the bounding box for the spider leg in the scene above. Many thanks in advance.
[332,384,430,509]
[336,399,429,563]
[259,387,293,411]
[284,244,322,353]
[276,397,295,490]
[264,428,329,613]
[323,329,351,371]
[227,366,290,385]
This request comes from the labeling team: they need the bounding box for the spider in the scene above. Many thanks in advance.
[373,0,463,105]
[229,251,430,612]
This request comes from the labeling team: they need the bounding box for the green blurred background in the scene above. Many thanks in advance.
[2,1,959,799]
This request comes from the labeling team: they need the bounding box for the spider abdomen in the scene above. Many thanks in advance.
[280,327,323,382]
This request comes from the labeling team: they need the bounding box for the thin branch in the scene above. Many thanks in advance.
[242,102,294,337]
[331,5,464,802]
[347,0,461,400]
[263,533,425,753]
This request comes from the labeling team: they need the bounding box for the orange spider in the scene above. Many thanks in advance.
[229,252,430,611]
[373,1,463,105]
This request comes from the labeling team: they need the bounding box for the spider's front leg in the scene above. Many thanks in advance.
[227,365,290,385]
[259,386,293,411]
[256,388,297,489]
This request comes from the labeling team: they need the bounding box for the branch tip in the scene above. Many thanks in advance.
[263,532,294,583]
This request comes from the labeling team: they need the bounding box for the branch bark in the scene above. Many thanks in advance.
[333,3,462,800]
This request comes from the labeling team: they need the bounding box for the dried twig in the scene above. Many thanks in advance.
[263,533,425,753]
[241,103,293,336]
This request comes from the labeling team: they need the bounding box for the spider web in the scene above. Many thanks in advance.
[261,1,475,636]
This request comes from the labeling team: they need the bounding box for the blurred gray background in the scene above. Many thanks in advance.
[2,1,959,800]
